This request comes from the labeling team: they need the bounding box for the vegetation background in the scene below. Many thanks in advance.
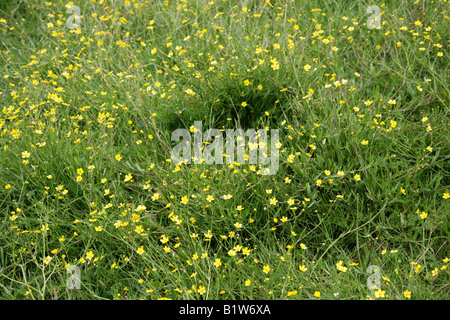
[0,0,449,299]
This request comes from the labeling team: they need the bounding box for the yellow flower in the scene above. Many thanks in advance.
[415,264,422,273]
[287,290,298,296]
[151,193,160,201]
[314,291,320,298]
[137,246,145,255]
[374,289,386,298]
[198,286,206,295]
[21,151,31,158]
[403,290,411,299]
[270,57,279,70]
[354,174,361,181]
[86,251,94,260]
[135,205,146,212]
[245,279,251,286]
[115,154,122,161]
[214,258,222,268]
[160,235,169,244]
[336,260,348,272]
[432,268,439,276]
[263,265,271,274]
[299,265,307,272]
[44,256,52,265]
[180,196,189,204]
[184,88,195,96]
[204,230,213,240]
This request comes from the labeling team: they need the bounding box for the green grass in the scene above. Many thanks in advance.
[0,0,449,300]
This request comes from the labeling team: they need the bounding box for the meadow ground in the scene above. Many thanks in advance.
[0,0,449,300]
